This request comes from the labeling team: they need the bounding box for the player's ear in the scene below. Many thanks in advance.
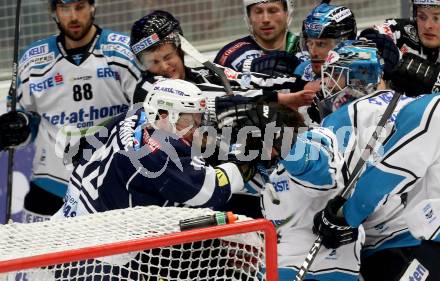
[90,6,96,18]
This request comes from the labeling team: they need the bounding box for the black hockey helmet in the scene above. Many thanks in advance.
[130,10,183,57]
[50,0,95,12]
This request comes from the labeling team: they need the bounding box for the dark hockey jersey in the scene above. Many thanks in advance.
[132,65,307,105]
[214,32,301,72]
[373,18,440,63]
[54,109,243,218]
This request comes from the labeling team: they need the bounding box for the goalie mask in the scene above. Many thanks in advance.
[130,10,183,69]
[315,39,382,119]
[143,79,207,134]
[243,0,294,38]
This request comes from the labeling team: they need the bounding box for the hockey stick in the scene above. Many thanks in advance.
[179,34,234,96]
[5,0,22,223]
[179,35,281,204]
[294,90,402,281]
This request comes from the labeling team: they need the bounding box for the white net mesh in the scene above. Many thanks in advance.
[0,206,276,281]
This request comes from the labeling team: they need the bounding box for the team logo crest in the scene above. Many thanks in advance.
[404,25,419,43]
[325,51,340,65]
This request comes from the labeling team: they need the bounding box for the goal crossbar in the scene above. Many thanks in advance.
[0,206,278,281]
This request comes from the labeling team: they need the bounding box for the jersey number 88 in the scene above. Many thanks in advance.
[73,83,94,102]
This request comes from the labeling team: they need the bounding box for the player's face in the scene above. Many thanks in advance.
[141,43,185,79]
[56,0,95,43]
[306,38,338,74]
[176,113,203,143]
[416,7,440,49]
[248,2,288,49]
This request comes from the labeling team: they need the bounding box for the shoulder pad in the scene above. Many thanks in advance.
[100,29,135,60]
[215,36,254,66]
[19,36,58,70]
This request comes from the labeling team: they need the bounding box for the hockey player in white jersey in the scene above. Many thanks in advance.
[313,47,440,280]
[0,0,140,222]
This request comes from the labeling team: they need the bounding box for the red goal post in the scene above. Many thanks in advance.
[0,206,278,281]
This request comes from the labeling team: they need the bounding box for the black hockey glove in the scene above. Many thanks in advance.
[0,111,32,150]
[313,196,359,249]
[215,95,299,163]
[359,29,400,81]
[250,51,301,77]
[307,94,323,124]
[390,53,440,97]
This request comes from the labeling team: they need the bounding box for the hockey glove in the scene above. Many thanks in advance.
[313,195,359,249]
[250,51,302,77]
[390,53,440,97]
[359,29,400,81]
[216,95,301,168]
[0,111,32,150]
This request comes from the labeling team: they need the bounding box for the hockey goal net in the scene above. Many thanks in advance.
[0,206,278,281]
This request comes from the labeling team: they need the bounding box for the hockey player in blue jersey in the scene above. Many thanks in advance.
[128,10,321,219]
[53,78,264,218]
[0,0,141,222]
[214,0,299,72]
[211,0,318,111]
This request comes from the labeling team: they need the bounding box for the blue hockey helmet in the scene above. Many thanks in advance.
[317,39,382,115]
[302,3,357,40]
[50,0,95,12]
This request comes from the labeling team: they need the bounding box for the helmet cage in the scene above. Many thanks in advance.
[318,40,382,115]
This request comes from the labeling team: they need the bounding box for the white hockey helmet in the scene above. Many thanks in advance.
[143,79,206,131]
[243,0,294,36]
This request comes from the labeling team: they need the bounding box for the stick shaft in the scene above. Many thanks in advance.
[294,91,402,281]
[5,0,22,223]
[179,35,234,96]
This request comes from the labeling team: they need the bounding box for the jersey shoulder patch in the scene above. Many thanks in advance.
[214,36,254,66]
[19,35,59,71]
[99,29,135,60]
